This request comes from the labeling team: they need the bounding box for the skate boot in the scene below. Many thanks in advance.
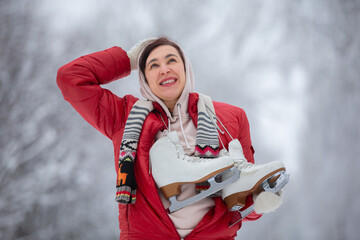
[222,139,289,223]
[150,131,240,213]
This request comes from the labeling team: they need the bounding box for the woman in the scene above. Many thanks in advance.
[57,37,285,239]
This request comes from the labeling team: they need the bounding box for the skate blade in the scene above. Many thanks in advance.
[168,167,240,213]
[228,171,290,227]
[224,168,286,208]
[229,171,289,208]
[228,204,254,228]
[161,164,234,199]
[260,170,290,193]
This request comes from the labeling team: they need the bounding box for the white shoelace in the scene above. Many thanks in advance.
[236,159,254,169]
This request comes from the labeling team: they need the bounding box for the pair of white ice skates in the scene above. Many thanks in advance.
[149,131,289,221]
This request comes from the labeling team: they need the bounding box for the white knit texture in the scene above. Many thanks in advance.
[253,190,283,214]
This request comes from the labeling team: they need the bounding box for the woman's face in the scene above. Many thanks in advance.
[145,45,186,111]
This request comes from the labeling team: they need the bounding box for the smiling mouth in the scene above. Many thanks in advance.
[160,78,177,85]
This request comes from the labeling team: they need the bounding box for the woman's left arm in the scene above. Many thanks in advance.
[236,108,255,164]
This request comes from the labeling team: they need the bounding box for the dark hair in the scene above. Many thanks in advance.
[139,37,185,78]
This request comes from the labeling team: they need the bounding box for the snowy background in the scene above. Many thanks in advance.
[1,0,360,239]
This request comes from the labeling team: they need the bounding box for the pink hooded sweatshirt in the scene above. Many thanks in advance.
[138,43,214,238]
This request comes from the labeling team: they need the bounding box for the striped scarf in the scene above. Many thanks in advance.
[115,94,219,204]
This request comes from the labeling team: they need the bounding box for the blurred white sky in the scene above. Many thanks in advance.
[2,1,359,239]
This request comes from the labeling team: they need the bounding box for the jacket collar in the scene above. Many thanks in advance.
[152,92,200,127]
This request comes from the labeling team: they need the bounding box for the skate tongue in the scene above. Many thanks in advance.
[166,131,185,156]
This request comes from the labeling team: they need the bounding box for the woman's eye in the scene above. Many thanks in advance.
[168,58,177,64]
[150,63,159,69]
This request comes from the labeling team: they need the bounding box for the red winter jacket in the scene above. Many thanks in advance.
[56,46,261,240]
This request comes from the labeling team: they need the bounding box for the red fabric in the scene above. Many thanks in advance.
[57,46,261,240]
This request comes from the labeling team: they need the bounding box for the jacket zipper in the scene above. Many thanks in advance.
[149,169,182,239]
[147,122,182,239]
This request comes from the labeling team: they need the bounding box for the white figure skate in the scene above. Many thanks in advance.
[150,131,240,213]
[222,139,289,225]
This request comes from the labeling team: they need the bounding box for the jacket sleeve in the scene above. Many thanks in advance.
[237,108,255,164]
[56,46,132,139]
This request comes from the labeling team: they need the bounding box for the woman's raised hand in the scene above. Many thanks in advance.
[127,38,156,70]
